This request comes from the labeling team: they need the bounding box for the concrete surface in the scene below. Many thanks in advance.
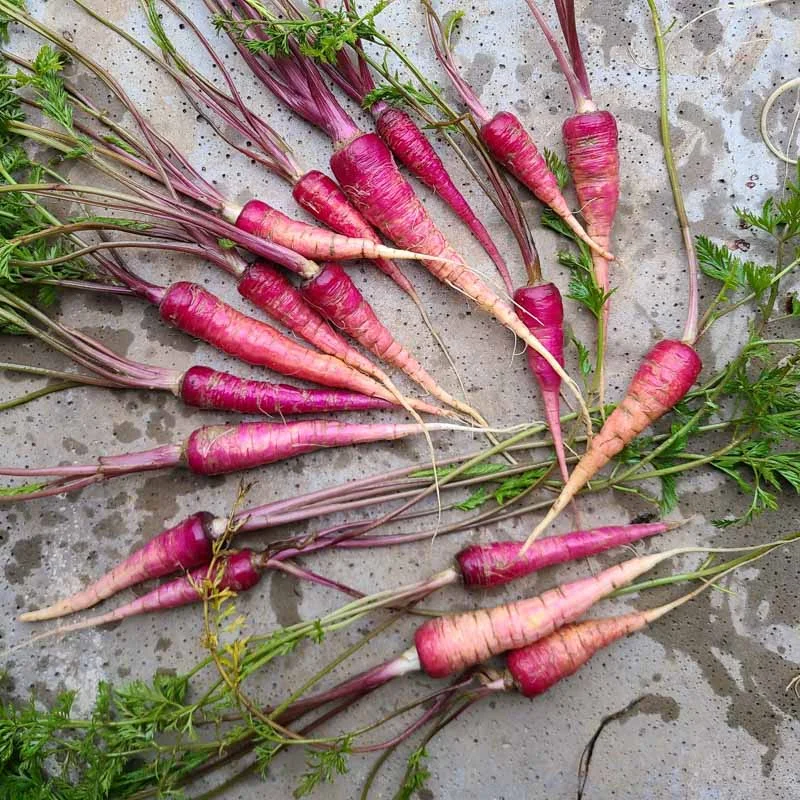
[1,0,799,798]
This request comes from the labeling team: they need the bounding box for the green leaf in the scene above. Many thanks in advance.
[494,467,548,505]
[659,473,678,515]
[396,745,431,800]
[293,736,352,798]
[454,486,490,511]
[544,148,569,190]
[572,336,593,376]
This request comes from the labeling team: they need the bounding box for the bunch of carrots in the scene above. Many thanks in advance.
[0,0,797,797]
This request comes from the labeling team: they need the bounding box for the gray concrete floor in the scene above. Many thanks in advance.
[1,1,799,798]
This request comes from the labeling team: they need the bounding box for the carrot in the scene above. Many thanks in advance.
[209,3,589,422]
[230,198,455,264]
[179,366,394,415]
[0,419,476,500]
[423,3,612,261]
[291,169,419,297]
[412,550,673,678]
[156,280,443,415]
[514,282,570,484]
[19,512,217,622]
[522,340,702,548]
[301,263,479,420]
[456,521,675,589]
[525,0,620,394]
[15,551,263,642]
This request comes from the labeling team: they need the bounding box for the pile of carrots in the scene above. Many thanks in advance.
[0,0,778,795]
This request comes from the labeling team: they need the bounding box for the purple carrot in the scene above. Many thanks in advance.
[0,419,469,500]
[514,282,569,483]
[423,3,612,261]
[456,521,675,588]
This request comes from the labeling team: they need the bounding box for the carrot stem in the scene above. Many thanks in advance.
[647,0,699,344]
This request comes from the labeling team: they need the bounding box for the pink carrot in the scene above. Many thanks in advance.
[291,170,419,297]
[372,105,514,294]
[156,280,444,416]
[301,264,480,421]
[19,512,217,622]
[526,0,620,392]
[412,550,671,678]
[514,282,570,483]
[329,132,586,416]
[16,551,263,641]
[523,340,702,547]
[456,521,675,589]
[178,365,394,415]
[506,589,698,697]
[0,419,464,500]
[423,5,612,261]
[231,198,451,264]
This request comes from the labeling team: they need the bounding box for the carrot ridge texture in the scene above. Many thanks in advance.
[179,365,394,415]
[514,282,570,483]
[413,552,664,678]
[456,521,671,589]
[19,512,216,622]
[302,264,469,413]
[525,340,702,545]
[507,611,646,697]
[291,170,417,297]
[374,106,513,292]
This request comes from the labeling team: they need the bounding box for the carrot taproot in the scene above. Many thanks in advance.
[301,263,479,420]
[456,521,674,589]
[506,587,702,698]
[0,419,473,500]
[230,198,454,265]
[526,0,620,394]
[522,340,702,549]
[514,282,570,484]
[19,512,217,622]
[178,365,394,415]
[422,3,612,261]
[412,550,672,678]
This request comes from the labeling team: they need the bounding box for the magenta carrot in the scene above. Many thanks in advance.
[14,551,263,643]
[0,419,468,500]
[212,1,588,420]
[506,588,701,698]
[525,0,620,393]
[19,512,217,622]
[301,263,479,420]
[423,4,612,261]
[456,521,675,588]
[523,340,702,548]
[514,282,569,483]
[412,550,672,678]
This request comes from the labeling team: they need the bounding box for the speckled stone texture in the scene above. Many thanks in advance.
[1,1,799,798]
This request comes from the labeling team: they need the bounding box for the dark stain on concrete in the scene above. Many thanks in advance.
[464,52,496,100]
[155,636,172,652]
[629,693,681,723]
[146,409,176,443]
[5,536,42,584]
[62,437,89,456]
[114,421,142,443]
[269,571,302,627]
